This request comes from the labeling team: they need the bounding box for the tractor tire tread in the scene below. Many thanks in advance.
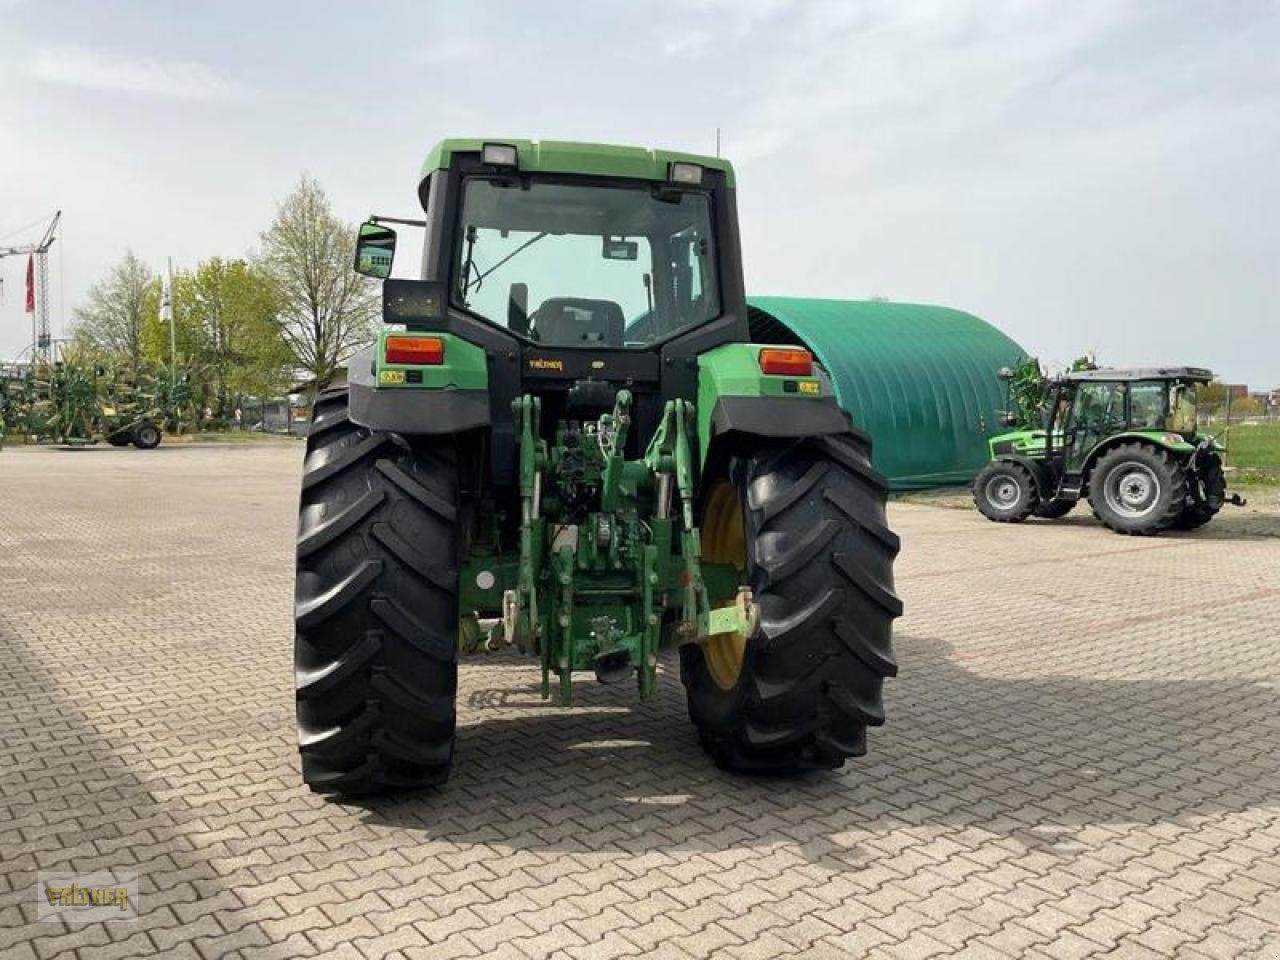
[1087,442,1187,535]
[972,460,1039,522]
[294,387,459,797]
[681,434,900,774]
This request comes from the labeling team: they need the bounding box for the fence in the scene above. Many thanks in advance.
[229,398,310,436]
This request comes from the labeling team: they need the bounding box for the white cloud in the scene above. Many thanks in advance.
[661,32,711,58]
[416,37,489,66]
[25,47,241,101]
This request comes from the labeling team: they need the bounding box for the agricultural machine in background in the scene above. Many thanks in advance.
[294,139,902,795]
[0,353,167,448]
[974,366,1245,535]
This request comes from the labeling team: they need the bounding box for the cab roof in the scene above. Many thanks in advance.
[1062,367,1213,383]
[420,138,735,188]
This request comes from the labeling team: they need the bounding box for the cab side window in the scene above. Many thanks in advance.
[1129,382,1165,429]
[1073,382,1126,430]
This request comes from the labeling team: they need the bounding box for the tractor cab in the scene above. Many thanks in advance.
[346,140,756,484]
[1044,367,1212,476]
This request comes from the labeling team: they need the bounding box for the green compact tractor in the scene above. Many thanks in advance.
[294,139,902,795]
[974,367,1244,535]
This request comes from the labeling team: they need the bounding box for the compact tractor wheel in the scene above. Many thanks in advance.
[131,421,162,449]
[972,461,1038,522]
[1034,498,1076,520]
[1088,442,1186,535]
[294,387,460,795]
[680,433,901,773]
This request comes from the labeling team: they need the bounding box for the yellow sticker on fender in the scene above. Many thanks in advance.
[379,369,406,385]
[798,380,820,395]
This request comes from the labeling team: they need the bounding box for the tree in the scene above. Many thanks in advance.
[142,258,291,416]
[204,259,292,404]
[70,251,155,370]
[1233,395,1263,418]
[258,176,377,388]
[1198,381,1228,418]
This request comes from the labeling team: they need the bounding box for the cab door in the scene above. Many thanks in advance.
[1066,381,1127,474]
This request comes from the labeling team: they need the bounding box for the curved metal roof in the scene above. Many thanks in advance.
[747,297,1027,490]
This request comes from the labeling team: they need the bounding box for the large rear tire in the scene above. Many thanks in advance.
[973,461,1038,522]
[294,387,460,796]
[680,434,901,773]
[1088,442,1186,535]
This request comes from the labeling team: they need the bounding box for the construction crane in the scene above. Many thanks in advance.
[0,211,61,363]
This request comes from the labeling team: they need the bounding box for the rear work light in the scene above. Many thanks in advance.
[385,335,444,365]
[758,348,813,377]
[482,142,518,168]
[668,161,704,185]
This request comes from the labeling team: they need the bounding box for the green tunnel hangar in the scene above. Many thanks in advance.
[746,297,1028,490]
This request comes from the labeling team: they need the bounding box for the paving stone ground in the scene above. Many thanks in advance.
[1,442,1278,960]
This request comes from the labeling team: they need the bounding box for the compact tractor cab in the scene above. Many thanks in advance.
[974,367,1243,535]
[294,140,901,795]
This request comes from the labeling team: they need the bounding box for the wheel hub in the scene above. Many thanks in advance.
[701,480,749,691]
[986,476,1020,509]
[1105,464,1159,518]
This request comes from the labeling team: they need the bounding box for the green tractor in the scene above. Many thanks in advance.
[294,139,902,795]
[974,367,1244,535]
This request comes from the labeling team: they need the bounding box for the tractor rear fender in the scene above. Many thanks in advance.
[696,342,853,490]
[346,331,490,435]
[1080,430,1196,482]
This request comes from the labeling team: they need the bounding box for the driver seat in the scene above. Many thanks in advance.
[534,298,625,347]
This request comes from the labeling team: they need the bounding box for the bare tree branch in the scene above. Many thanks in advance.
[258,176,377,387]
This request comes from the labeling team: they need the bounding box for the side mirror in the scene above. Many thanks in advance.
[353,221,397,279]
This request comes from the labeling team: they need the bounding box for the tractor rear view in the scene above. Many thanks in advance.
[294,140,902,795]
[974,367,1244,535]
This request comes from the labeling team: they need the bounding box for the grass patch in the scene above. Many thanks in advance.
[1217,420,1280,483]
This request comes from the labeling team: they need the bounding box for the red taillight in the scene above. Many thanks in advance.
[385,335,444,365]
[759,347,813,377]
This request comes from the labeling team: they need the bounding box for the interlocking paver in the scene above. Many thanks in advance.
[0,444,1277,960]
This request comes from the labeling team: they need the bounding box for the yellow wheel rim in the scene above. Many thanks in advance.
[701,479,749,690]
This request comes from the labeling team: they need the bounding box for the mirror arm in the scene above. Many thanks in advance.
[370,214,427,228]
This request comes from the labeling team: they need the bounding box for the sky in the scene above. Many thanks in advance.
[1,0,1277,386]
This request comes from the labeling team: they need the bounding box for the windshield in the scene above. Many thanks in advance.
[452,177,719,348]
